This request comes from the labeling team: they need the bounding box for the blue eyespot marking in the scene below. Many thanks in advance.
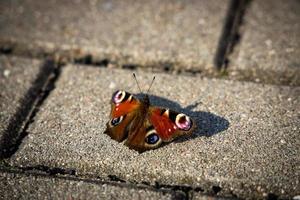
[145,133,160,145]
[110,116,124,126]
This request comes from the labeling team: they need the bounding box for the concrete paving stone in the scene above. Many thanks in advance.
[0,172,180,200]
[0,0,228,72]
[5,64,300,199]
[0,55,51,157]
[229,0,300,86]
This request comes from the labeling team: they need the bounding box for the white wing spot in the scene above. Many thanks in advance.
[128,95,132,102]
[164,109,170,117]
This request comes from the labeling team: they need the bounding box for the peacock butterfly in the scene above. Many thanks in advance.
[104,73,195,152]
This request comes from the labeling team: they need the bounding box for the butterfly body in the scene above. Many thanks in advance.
[105,90,195,152]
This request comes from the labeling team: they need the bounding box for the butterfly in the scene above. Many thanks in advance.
[104,74,195,152]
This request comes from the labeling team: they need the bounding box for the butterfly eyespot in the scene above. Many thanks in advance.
[110,116,124,126]
[175,114,192,131]
[145,130,161,145]
[112,90,126,104]
[146,133,159,145]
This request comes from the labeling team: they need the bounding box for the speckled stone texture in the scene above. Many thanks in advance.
[229,0,300,86]
[193,193,229,200]
[6,64,300,199]
[0,172,180,200]
[0,56,46,155]
[0,0,228,71]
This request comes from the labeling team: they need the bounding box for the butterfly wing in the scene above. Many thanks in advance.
[104,90,141,142]
[148,107,195,142]
[124,105,195,152]
[105,92,195,152]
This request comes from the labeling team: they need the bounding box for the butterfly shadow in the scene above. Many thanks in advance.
[137,93,230,143]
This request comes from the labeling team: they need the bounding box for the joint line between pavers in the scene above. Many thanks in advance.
[0,60,62,159]
[0,165,188,199]
[214,0,252,70]
[0,38,206,78]
[0,163,241,199]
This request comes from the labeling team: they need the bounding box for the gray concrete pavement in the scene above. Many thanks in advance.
[4,64,299,199]
[0,56,52,158]
[1,0,299,86]
[0,171,182,200]
[1,0,300,199]
[0,0,228,72]
[229,0,300,86]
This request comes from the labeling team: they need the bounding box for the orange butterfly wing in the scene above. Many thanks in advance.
[105,90,140,142]
[105,91,195,152]
[149,107,195,142]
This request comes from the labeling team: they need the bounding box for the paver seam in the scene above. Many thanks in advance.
[0,163,241,200]
[2,159,287,199]
[0,60,61,159]
[0,166,187,200]
[0,38,208,74]
[0,161,243,200]
[214,0,251,70]
[0,165,190,200]
[1,36,298,86]
[223,0,300,87]
[0,38,206,80]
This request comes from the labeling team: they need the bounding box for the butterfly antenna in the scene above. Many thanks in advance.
[133,73,143,93]
[146,76,156,94]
